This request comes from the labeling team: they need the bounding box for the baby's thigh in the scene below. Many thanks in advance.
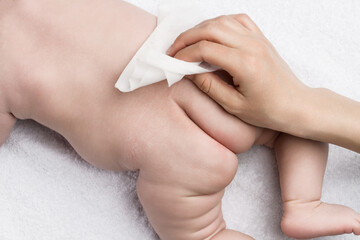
[135,94,238,195]
[137,175,226,240]
[126,89,238,239]
[136,120,237,240]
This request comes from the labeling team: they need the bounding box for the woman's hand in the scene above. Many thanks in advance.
[168,14,360,153]
[167,14,309,134]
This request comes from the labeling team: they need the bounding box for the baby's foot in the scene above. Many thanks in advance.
[281,200,360,239]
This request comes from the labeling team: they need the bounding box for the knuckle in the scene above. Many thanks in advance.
[175,32,185,42]
[197,40,210,53]
[198,19,211,27]
[198,74,212,94]
[216,15,231,25]
[243,39,269,72]
[202,21,218,34]
[238,13,251,21]
[224,96,243,115]
[173,33,187,49]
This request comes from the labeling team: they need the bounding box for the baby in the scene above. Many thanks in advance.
[0,0,359,239]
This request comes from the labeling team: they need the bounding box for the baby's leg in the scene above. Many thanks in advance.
[135,96,254,240]
[275,134,360,239]
[129,79,263,240]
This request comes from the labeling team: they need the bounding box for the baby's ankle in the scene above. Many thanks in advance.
[283,199,321,211]
[281,200,360,239]
[281,199,321,234]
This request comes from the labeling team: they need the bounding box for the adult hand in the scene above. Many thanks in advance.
[168,14,360,153]
[167,14,309,134]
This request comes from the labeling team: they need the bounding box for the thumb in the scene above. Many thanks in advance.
[186,72,244,113]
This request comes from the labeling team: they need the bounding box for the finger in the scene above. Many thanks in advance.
[174,40,245,79]
[186,72,243,114]
[214,70,235,86]
[231,14,263,34]
[174,78,261,154]
[168,15,247,56]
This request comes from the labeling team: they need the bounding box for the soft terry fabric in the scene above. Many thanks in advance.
[1,0,360,240]
[115,0,218,92]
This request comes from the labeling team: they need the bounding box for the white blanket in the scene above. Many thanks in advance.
[1,0,359,239]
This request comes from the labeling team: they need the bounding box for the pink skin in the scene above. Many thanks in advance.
[0,0,359,239]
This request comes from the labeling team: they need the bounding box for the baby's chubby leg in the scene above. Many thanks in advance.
[134,77,282,240]
[133,79,257,240]
[275,134,360,238]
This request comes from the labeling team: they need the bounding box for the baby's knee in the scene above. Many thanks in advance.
[193,144,239,195]
[137,174,227,240]
[232,126,261,154]
[209,147,238,188]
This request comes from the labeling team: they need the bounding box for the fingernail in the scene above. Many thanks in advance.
[166,45,174,55]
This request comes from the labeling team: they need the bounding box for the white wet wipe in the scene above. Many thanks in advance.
[115,0,219,92]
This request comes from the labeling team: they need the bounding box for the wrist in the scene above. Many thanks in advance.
[276,84,314,139]
[297,87,331,140]
[288,87,338,141]
[287,87,360,152]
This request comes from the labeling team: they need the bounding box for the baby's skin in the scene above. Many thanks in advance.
[0,0,359,239]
